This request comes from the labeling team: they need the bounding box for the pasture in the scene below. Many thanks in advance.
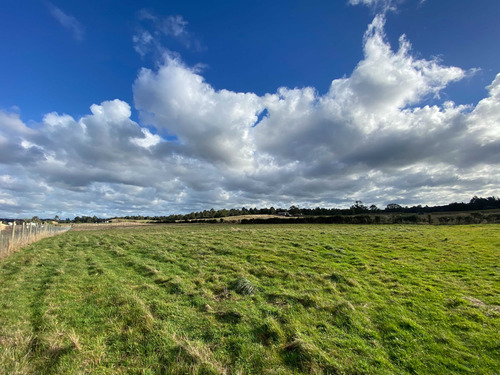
[0,224,499,374]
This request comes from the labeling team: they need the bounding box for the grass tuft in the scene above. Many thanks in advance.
[216,310,243,324]
[231,277,256,295]
[329,271,347,283]
[254,317,284,345]
[282,338,337,373]
[68,329,81,351]
[173,336,227,375]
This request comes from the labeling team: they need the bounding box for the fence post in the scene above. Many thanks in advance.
[9,223,16,252]
[1,221,71,256]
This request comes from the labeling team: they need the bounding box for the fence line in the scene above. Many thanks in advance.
[0,222,71,258]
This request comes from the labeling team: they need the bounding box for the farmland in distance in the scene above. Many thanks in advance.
[1,224,499,374]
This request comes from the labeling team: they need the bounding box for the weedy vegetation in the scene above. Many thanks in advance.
[0,224,499,374]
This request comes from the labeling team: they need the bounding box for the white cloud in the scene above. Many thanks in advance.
[131,128,162,148]
[348,0,399,13]
[133,11,203,58]
[349,0,381,5]
[162,15,189,37]
[466,73,500,145]
[137,10,188,37]
[134,55,262,169]
[133,31,154,57]
[1,16,500,218]
[325,15,465,130]
[46,3,85,41]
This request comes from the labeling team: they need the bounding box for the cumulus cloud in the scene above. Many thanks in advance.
[1,15,499,218]
[134,55,262,169]
[46,2,85,41]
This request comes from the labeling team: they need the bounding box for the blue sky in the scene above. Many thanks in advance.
[2,0,498,121]
[1,0,499,218]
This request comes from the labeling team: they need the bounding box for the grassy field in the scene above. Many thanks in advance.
[0,224,499,374]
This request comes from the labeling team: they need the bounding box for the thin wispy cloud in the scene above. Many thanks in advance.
[133,10,204,58]
[162,15,189,38]
[46,2,85,41]
[348,0,400,13]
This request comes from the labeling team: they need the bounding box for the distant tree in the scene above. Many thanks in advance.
[350,201,368,214]
[469,196,500,210]
[386,203,403,212]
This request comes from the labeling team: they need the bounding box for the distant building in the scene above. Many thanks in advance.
[277,212,291,217]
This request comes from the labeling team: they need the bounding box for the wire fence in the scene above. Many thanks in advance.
[0,222,72,258]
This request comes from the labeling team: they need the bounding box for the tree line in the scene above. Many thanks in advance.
[5,196,497,223]
[146,196,500,223]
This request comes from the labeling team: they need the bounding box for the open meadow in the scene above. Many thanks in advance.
[0,224,499,374]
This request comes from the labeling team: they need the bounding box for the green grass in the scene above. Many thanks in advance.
[0,224,499,374]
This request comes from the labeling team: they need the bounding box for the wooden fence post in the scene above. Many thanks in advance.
[9,223,16,251]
